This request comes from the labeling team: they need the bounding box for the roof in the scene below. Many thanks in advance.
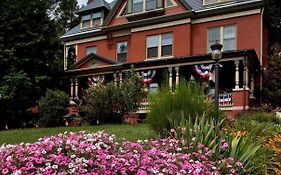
[186,0,262,11]
[69,52,117,70]
[77,0,111,14]
[62,0,264,40]
[63,49,260,77]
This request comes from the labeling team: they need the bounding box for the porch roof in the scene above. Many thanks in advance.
[63,49,260,78]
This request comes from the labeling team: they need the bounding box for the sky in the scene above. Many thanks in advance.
[77,0,88,7]
[77,0,113,7]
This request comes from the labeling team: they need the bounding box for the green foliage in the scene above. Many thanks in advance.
[263,44,281,107]
[170,114,262,174]
[222,135,260,173]
[171,114,224,153]
[234,112,281,137]
[147,81,223,133]
[230,111,281,174]
[39,89,69,127]
[82,71,143,124]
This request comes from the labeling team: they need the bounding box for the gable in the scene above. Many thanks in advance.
[104,0,190,27]
[69,53,117,70]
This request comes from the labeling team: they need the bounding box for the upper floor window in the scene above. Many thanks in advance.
[207,25,236,51]
[146,32,173,59]
[117,41,128,62]
[82,15,91,28]
[86,46,97,55]
[128,0,168,14]
[203,0,229,5]
[81,12,102,28]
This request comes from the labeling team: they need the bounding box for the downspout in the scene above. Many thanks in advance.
[260,7,264,96]
[243,52,247,112]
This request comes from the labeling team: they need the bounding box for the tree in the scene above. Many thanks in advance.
[263,44,281,107]
[0,0,79,128]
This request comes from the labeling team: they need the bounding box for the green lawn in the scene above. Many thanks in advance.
[0,124,157,145]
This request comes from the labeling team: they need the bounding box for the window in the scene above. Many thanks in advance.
[133,0,143,13]
[203,0,229,5]
[207,25,236,51]
[147,35,159,58]
[86,46,97,55]
[81,12,102,28]
[161,33,173,56]
[127,0,164,14]
[92,12,102,26]
[146,33,173,59]
[82,15,91,28]
[117,41,128,62]
[146,0,156,11]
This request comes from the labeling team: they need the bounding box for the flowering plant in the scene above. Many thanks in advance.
[0,131,244,175]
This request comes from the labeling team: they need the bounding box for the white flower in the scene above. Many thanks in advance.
[52,165,58,169]
[68,163,74,168]
[42,149,47,154]
[70,154,76,159]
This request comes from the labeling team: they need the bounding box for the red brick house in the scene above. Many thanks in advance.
[61,0,267,116]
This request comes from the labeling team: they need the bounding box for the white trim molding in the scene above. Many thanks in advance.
[192,9,261,24]
[131,18,191,33]
[65,35,107,46]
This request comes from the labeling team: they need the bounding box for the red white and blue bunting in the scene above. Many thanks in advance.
[137,70,156,85]
[194,64,213,79]
[87,75,105,86]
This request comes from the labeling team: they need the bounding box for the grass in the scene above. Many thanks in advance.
[0,124,157,145]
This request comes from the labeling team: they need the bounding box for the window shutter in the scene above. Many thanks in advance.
[157,0,163,8]
[127,0,132,14]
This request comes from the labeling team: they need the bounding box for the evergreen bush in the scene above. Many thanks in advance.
[39,89,69,127]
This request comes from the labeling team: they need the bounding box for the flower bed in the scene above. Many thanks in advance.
[0,131,243,175]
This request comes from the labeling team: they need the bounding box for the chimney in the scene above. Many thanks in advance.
[88,0,94,4]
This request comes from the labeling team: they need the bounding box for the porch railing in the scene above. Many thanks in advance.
[137,93,233,113]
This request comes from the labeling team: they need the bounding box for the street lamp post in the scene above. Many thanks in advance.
[210,43,223,112]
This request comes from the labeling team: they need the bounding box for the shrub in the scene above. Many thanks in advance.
[81,71,143,124]
[147,81,224,134]
[39,89,69,127]
[230,111,281,174]
[170,115,261,174]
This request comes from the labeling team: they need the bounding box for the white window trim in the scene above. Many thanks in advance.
[116,41,128,62]
[81,12,103,29]
[207,25,237,52]
[146,33,173,60]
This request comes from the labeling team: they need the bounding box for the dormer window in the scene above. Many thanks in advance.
[127,0,164,14]
[81,12,102,29]
[203,0,229,5]
[82,15,91,28]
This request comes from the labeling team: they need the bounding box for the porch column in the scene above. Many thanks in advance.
[250,74,255,98]
[70,79,74,99]
[234,60,240,89]
[243,61,249,89]
[119,72,123,85]
[168,67,173,90]
[74,77,79,99]
[175,67,180,87]
[113,73,117,86]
